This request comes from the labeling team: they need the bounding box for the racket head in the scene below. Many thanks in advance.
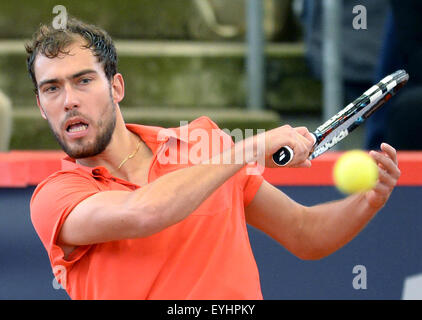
[309,69,409,159]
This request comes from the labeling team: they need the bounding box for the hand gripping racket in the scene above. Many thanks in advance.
[272,69,409,166]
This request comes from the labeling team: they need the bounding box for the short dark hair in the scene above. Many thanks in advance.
[25,17,118,94]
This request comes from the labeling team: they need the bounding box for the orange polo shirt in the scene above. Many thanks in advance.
[30,116,264,300]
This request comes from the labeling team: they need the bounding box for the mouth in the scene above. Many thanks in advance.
[65,117,89,131]
[64,118,90,139]
[66,122,89,133]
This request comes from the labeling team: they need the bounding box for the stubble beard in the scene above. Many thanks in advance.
[47,99,117,159]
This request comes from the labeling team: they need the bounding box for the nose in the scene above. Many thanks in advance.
[63,84,80,112]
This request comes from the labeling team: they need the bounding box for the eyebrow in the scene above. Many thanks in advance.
[38,69,98,89]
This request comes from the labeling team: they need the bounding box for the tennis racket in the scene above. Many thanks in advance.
[272,69,409,166]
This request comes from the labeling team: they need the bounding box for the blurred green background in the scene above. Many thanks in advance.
[0,0,323,149]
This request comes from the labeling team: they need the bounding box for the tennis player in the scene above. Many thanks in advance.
[27,17,400,300]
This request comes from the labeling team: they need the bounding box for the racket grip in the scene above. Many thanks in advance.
[272,146,294,166]
[272,133,317,166]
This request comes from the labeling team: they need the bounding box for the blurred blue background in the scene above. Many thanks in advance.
[1,185,421,300]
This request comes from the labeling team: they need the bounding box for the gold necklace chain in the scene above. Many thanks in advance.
[118,138,142,169]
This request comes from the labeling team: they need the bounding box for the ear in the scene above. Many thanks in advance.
[110,73,125,104]
[36,95,47,120]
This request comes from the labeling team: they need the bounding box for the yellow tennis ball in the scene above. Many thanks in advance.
[333,150,379,194]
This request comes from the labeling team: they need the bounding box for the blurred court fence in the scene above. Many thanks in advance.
[0,1,401,151]
[0,0,327,150]
[0,90,12,151]
[0,0,300,41]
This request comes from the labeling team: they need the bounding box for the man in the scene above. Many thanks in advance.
[28,17,400,300]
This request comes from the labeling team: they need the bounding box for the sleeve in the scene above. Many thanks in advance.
[190,116,265,207]
[30,171,100,272]
[189,115,235,153]
[240,163,265,207]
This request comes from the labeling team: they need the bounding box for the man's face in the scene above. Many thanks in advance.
[34,39,116,159]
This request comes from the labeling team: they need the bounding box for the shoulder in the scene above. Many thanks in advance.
[30,168,100,218]
[30,169,101,249]
[189,116,219,129]
[31,169,96,201]
[188,116,233,143]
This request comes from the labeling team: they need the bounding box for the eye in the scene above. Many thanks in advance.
[79,78,92,85]
[44,86,58,93]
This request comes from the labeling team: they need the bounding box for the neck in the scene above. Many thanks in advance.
[117,135,142,169]
[76,122,145,173]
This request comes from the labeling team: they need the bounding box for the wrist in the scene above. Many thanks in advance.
[205,133,265,168]
[234,133,266,164]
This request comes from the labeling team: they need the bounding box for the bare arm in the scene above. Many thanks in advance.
[59,125,314,247]
[246,143,401,260]
[59,146,244,246]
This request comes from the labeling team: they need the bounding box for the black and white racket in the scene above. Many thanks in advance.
[272,69,409,166]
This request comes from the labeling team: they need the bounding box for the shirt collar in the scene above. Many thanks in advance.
[61,122,189,174]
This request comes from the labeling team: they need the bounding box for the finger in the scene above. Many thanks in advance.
[267,128,294,155]
[291,129,314,152]
[273,126,312,166]
[370,150,400,179]
[291,159,312,168]
[370,150,390,170]
[290,141,308,165]
[294,127,315,147]
[301,159,312,168]
[380,142,398,164]
[377,168,396,188]
[297,134,313,157]
[296,134,313,152]
[294,126,308,135]
[371,181,391,195]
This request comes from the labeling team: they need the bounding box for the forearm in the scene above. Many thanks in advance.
[127,137,257,236]
[299,193,380,260]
